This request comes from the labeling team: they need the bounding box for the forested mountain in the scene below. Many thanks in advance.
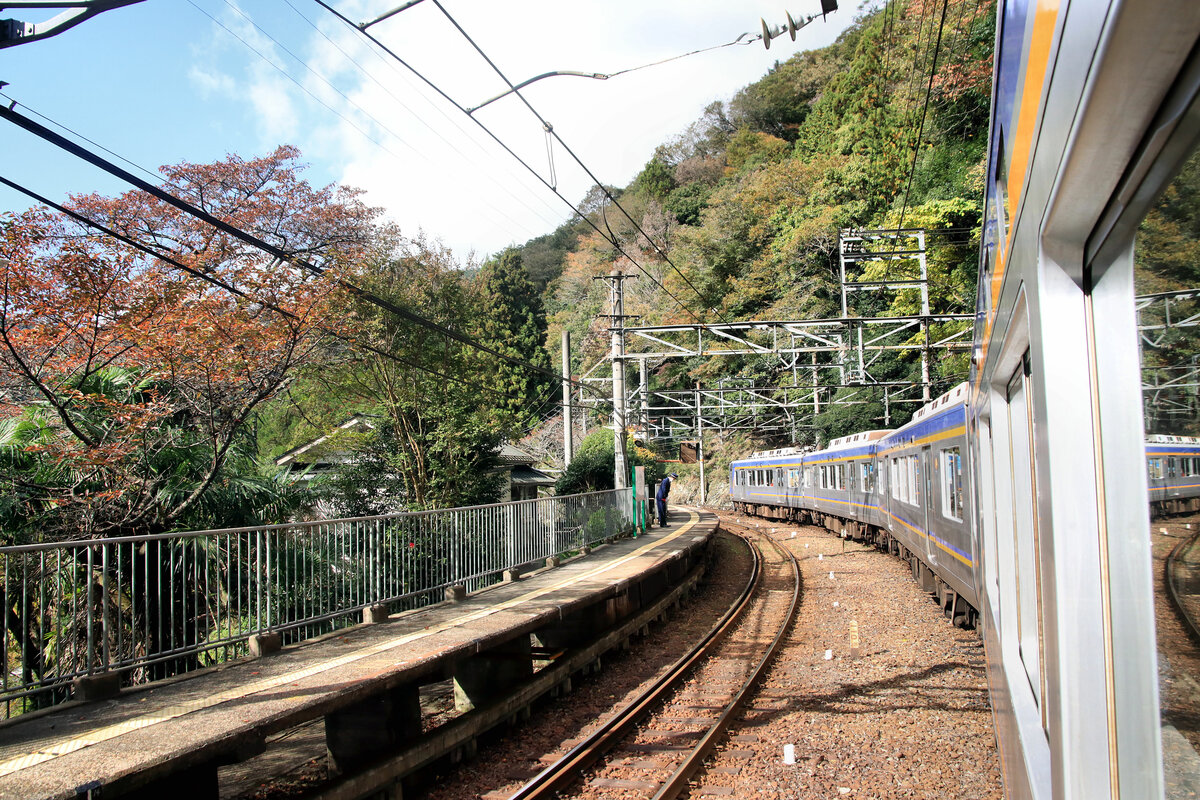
[0,1,997,539]
[524,0,994,451]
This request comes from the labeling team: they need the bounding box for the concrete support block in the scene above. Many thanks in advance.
[363,603,390,624]
[72,671,121,702]
[454,636,534,713]
[580,545,591,555]
[638,568,669,605]
[545,556,560,569]
[326,683,422,775]
[503,568,522,582]
[249,631,282,658]
[533,601,612,653]
[445,584,466,603]
[606,590,637,627]
[120,761,219,800]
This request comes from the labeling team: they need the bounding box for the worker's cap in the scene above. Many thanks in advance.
[669,473,678,478]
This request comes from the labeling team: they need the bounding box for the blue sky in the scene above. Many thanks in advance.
[0,0,855,260]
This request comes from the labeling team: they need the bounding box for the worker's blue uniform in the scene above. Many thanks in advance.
[655,477,672,527]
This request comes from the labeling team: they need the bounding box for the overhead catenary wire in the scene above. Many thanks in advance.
[426,0,728,323]
[189,0,557,242]
[311,0,709,324]
[0,103,611,406]
[894,0,952,233]
[277,0,567,228]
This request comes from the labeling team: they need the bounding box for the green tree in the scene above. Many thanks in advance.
[555,429,662,495]
[475,248,554,432]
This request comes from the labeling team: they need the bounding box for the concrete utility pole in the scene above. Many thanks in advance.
[562,329,573,468]
[595,269,636,489]
[695,383,706,504]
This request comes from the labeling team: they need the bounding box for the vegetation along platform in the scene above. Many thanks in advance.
[0,509,715,800]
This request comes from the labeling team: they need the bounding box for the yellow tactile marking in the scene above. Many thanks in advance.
[0,511,703,778]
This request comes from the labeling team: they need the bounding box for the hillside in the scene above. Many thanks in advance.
[521,0,994,453]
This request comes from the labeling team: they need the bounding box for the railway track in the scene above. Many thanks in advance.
[1166,523,1200,647]
[505,522,800,800]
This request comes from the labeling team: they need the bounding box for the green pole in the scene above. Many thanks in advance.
[631,462,641,535]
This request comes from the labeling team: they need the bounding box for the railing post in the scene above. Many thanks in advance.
[507,502,518,567]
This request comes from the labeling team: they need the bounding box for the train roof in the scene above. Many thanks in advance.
[827,430,890,448]
[747,445,809,459]
[910,382,968,424]
[1146,434,1200,445]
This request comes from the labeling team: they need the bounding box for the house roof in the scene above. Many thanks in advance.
[509,464,556,486]
[496,443,538,466]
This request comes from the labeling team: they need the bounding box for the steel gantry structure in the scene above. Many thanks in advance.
[1136,288,1200,430]
[575,229,976,457]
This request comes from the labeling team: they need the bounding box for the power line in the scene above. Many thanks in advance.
[0,103,609,405]
[311,0,708,324]
[895,0,952,233]
[0,173,557,408]
[198,0,565,240]
[278,0,566,229]
[426,0,726,323]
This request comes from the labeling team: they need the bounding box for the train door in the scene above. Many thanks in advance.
[1006,354,1044,719]
[922,445,937,567]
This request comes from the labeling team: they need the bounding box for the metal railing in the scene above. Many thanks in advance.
[0,488,633,717]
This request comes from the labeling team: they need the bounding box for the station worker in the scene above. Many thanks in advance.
[656,473,678,527]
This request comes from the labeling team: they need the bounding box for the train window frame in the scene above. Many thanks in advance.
[940,447,964,521]
[1148,458,1164,481]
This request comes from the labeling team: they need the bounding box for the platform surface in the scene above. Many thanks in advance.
[0,509,715,799]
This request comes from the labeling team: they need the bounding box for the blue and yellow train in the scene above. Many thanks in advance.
[733,0,1200,796]
[731,383,978,626]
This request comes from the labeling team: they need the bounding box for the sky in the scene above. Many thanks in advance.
[0,0,856,261]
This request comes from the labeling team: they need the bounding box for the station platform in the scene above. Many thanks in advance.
[0,508,716,800]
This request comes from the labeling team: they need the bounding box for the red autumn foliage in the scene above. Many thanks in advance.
[0,147,380,539]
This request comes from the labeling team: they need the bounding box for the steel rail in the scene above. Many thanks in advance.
[1166,526,1200,648]
[651,520,802,800]
[506,528,767,800]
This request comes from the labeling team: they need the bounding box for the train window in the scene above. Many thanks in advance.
[848,463,857,489]
[940,447,964,521]
[890,458,900,500]
[836,464,845,490]
[862,463,874,493]
[1125,143,1200,793]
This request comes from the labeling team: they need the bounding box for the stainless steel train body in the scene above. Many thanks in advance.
[1146,436,1200,515]
[874,384,975,611]
[731,385,976,618]
[733,0,1200,797]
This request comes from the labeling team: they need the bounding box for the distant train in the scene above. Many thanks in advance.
[731,383,977,626]
[730,396,1200,623]
[733,0,1200,797]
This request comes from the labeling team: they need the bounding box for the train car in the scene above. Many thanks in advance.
[731,1,1200,795]
[1147,435,1200,515]
[729,446,808,517]
[801,429,888,532]
[875,384,976,617]
[971,0,1200,797]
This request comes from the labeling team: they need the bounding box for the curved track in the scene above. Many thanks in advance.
[506,525,800,800]
[1166,526,1200,647]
